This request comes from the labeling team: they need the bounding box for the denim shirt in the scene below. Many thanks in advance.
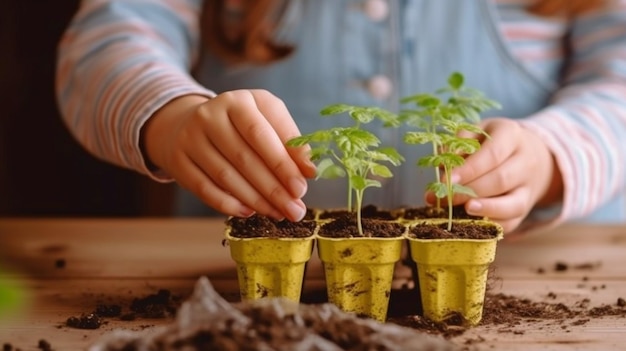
[166,0,624,223]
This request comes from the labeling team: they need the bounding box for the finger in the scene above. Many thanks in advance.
[464,186,532,223]
[170,152,257,218]
[452,119,520,185]
[461,152,527,199]
[184,133,286,220]
[202,94,308,221]
[226,90,310,199]
[250,89,317,178]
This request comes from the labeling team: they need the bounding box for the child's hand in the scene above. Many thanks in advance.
[142,90,317,221]
[427,118,563,233]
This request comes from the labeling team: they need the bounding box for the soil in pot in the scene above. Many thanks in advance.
[317,211,405,238]
[317,204,403,222]
[402,205,482,221]
[409,220,499,240]
[226,214,316,239]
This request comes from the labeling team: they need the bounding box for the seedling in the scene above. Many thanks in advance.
[286,104,403,237]
[401,72,500,230]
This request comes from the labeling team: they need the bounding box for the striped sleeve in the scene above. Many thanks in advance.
[55,0,215,181]
[519,1,626,225]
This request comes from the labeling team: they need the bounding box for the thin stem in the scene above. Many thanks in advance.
[331,150,353,211]
[356,188,365,237]
[432,140,441,210]
[347,177,353,211]
[444,164,453,232]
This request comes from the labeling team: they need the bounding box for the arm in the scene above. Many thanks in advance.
[445,3,626,233]
[519,3,626,226]
[56,0,213,180]
[56,0,316,220]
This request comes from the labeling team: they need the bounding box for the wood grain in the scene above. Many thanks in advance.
[1,219,625,350]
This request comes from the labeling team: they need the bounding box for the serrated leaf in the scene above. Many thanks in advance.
[350,109,375,124]
[377,147,405,165]
[439,152,466,168]
[310,146,330,161]
[427,182,448,199]
[285,135,311,147]
[320,104,353,116]
[452,184,477,197]
[316,159,345,179]
[446,138,480,154]
[404,132,440,145]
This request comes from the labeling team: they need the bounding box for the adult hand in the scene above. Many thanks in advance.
[142,90,317,221]
[426,118,563,233]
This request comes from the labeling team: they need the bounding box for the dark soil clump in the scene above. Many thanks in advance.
[94,304,122,318]
[409,221,498,240]
[317,213,405,238]
[390,290,626,338]
[37,339,52,351]
[64,289,180,330]
[129,289,178,319]
[227,214,316,238]
[54,259,66,269]
[90,277,456,351]
[66,313,102,329]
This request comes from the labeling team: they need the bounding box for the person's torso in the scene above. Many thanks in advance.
[179,0,624,223]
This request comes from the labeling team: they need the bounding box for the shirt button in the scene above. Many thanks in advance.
[367,75,393,100]
[363,0,389,22]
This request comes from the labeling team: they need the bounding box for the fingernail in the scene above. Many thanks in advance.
[450,173,461,184]
[286,201,306,221]
[289,177,308,198]
[467,200,482,214]
[239,206,255,217]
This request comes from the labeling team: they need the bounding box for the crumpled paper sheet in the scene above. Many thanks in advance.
[89,277,457,351]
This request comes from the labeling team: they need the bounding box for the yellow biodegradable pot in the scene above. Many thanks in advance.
[317,234,404,322]
[406,219,504,326]
[225,227,315,302]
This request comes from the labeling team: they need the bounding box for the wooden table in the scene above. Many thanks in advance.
[0,218,625,350]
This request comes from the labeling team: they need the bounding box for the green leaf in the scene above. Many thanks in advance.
[445,137,480,154]
[426,181,448,199]
[438,152,466,168]
[309,146,330,161]
[456,122,486,136]
[377,147,405,165]
[350,175,367,190]
[371,164,393,178]
[365,179,382,188]
[404,132,441,145]
[344,157,365,173]
[308,129,334,143]
[350,109,376,124]
[285,135,311,147]
[320,104,353,116]
[448,72,464,90]
[316,158,346,179]
[452,184,477,197]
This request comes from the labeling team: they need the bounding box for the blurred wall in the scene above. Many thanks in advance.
[0,1,174,217]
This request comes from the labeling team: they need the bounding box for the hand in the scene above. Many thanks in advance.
[142,90,317,221]
[426,118,563,233]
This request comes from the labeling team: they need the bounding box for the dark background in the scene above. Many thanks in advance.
[0,1,174,217]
